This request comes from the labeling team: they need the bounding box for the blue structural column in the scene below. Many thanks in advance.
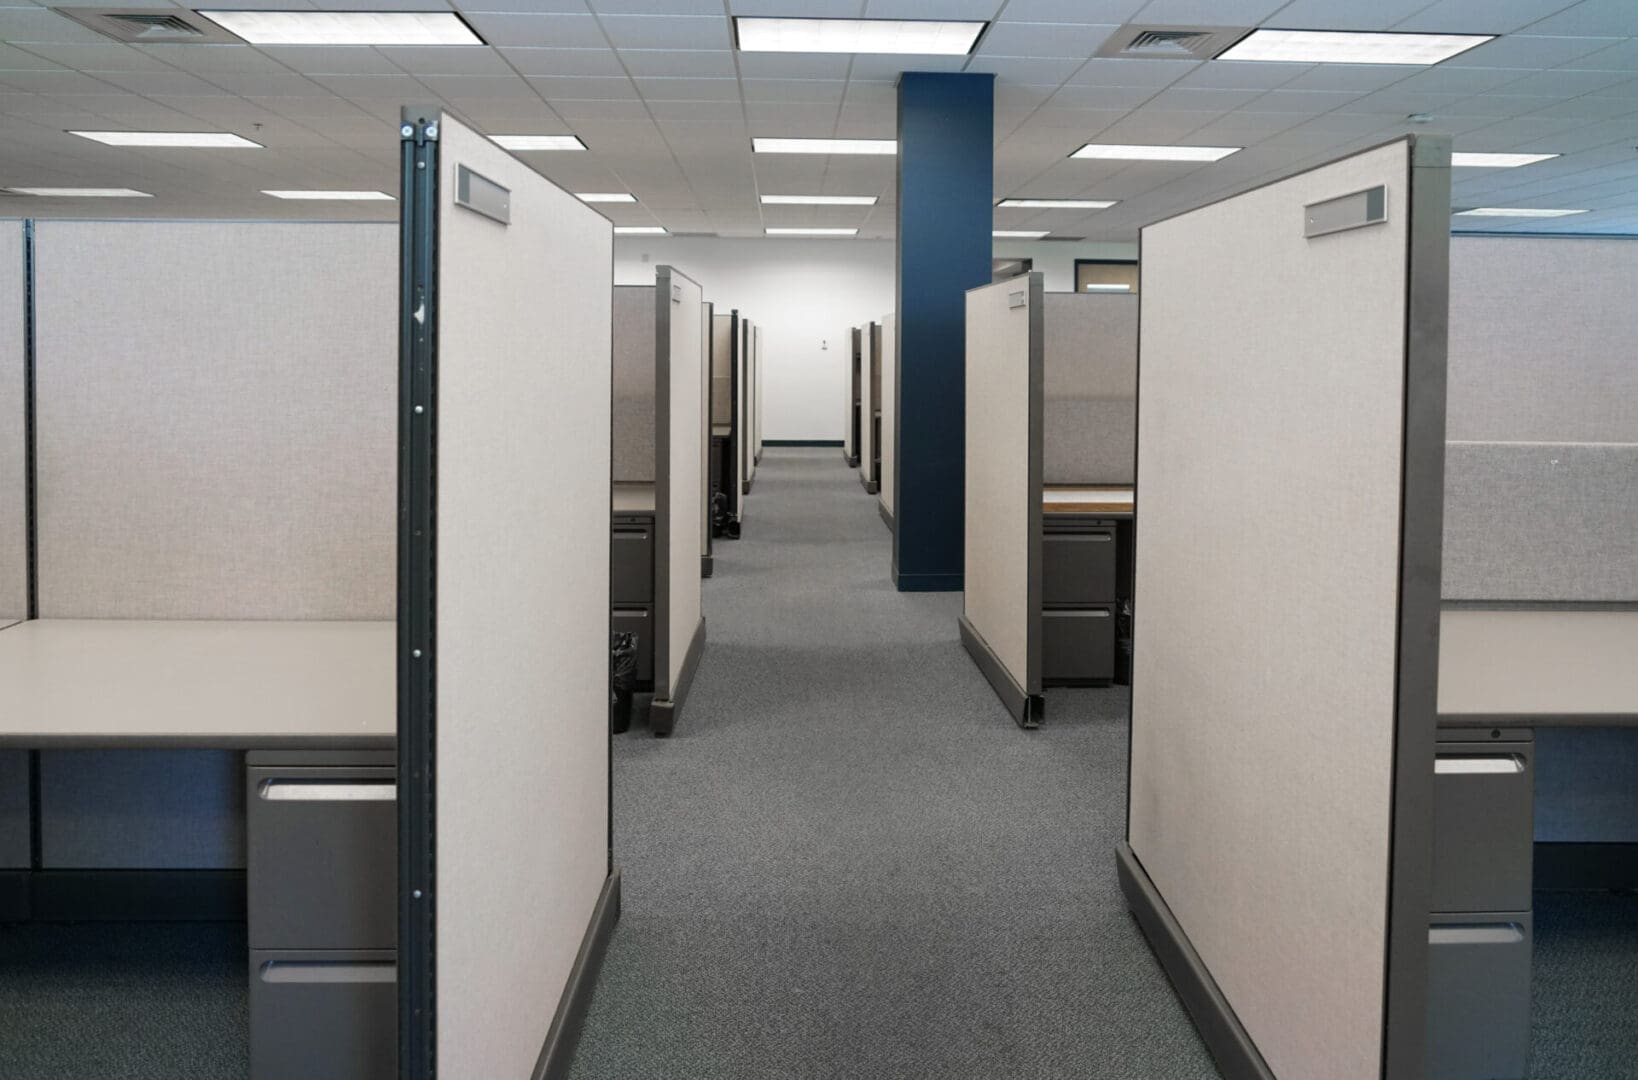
[892,71,994,592]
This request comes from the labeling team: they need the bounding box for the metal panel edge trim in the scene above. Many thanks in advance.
[1026,272,1045,696]
[652,268,673,701]
[648,616,704,739]
[529,869,622,1080]
[958,613,1042,729]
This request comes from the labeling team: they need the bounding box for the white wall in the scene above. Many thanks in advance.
[615,236,1138,441]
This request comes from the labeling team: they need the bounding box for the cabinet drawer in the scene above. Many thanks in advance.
[612,606,655,687]
[246,766,395,951]
[1043,528,1117,605]
[1426,914,1531,1080]
[1432,742,1533,914]
[610,520,654,604]
[250,949,396,1080]
[1042,606,1115,685]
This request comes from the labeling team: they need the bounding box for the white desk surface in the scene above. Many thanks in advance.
[1043,485,1135,516]
[612,482,657,515]
[1438,607,1638,727]
[0,619,395,748]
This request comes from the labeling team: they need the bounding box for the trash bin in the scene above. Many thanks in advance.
[711,491,740,541]
[610,630,638,734]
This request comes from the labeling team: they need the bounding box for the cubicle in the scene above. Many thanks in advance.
[710,309,743,536]
[858,321,880,495]
[701,300,714,577]
[960,278,1137,728]
[753,323,764,471]
[878,312,897,532]
[0,223,26,897]
[741,317,759,494]
[1118,136,1450,1080]
[610,268,708,737]
[844,326,862,468]
[0,110,620,1080]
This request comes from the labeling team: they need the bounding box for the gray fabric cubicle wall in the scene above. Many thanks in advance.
[613,285,657,484]
[0,221,24,870]
[1042,292,1136,485]
[29,220,396,870]
[430,114,614,1077]
[1127,139,1444,1080]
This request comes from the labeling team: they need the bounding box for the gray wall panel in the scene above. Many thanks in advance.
[1536,728,1638,842]
[613,285,657,483]
[32,220,396,620]
[0,221,24,627]
[38,750,243,868]
[0,750,28,868]
[1042,293,1136,485]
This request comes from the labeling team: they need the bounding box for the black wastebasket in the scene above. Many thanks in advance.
[610,630,638,734]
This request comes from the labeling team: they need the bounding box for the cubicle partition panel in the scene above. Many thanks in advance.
[1042,293,1137,484]
[612,286,657,484]
[400,110,616,1080]
[754,324,764,468]
[959,273,1043,729]
[879,312,897,530]
[700,301,712,574]
[0,221,24,883]
[741,318,757,492]
[845,326,860,466]
[1122,137,1450,1080]
[732,312,745,524]
[858,322,876,494]
[652,266,707,736]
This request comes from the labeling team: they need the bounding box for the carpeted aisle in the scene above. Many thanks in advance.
[570,447,1222,1080]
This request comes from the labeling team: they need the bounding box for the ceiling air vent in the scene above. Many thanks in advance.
[1095,25,1250,61]
[55,8,246,44]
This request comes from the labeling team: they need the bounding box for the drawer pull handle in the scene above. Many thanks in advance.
[1428,924,1525,946]
[260,961,396,984]
[1048,610,1112,619]
[612,532,649,541]
[1434,755,1524,775]
[258,781,396,802]
[1048,534,1113,543]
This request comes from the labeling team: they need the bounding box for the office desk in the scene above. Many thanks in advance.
[612,481,657,516]
[1043,484,1134,517]
[0,617,397,1080]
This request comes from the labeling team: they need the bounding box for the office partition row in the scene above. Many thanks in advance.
[878,313,897,532]
[700,300,714,577]
[856,322,882,495]
[844,326,862,468]
[742,318,762,494]
[959,280,1138,727]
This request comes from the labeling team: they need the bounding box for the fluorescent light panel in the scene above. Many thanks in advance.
[753,138,895,156]
[614,226,667,235]
[576,192,636,203]
[761,194,878,206]
[1217,29,1493,65]
[1455,207,1586,218]
[7,186,150,197]
[1084,283,1132,292]
[199,10,482,46]
[735,17,985,56]
[997,198,1116,209]
[993,230,1048,239]
[1452,152,1559,168]
[1071,143,1238,162]
[263,189,393,201]
[766,227,858,236]
[491,134,585,151]
[70,130,261,148]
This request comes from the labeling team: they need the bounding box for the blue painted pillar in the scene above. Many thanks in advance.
[892,71,994,592]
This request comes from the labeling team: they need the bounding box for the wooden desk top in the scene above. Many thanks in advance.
[1043,485,1135,516]
[612,482,657,515]
[0,619,395,748]
[1438,607,1638,727]
[711,423,732,439]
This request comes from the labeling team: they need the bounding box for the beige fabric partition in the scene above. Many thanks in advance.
[0,221,23,629]
[1042,293,1137,484]
[1130,140,1440,1080]
[701,301,712,562]
[32,220,396,620]
[754,325,764,467]
[433,114,613,1077]
[612,286,657,484]
[843,326,858,461]
[962,274,1041,707]
[880,313,897,520]
[656,267,705,710]
[858,322,875,487]
[711,312,732,426]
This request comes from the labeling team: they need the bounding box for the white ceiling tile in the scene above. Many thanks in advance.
[1146,85,1264,111]
[1390,66,1529,94]
[999,0,1148,22]
[529,74,638,98]
[9,42,172,72]
[847,54,966,79]
[645,98,740,121]
[552,97,650,120]
[1249,88,1366,112]
[1561,37,1638,70]
[742,78,847,104]
[728,0,864,16]
[1133,0,1288,23]
[1502,67,1635,97]
[1047,83,1161,109]
[310,73,429,98]
[734,52,853,79]
[1275,63,1424,93]
[377,45,515,76]
[864,0,1001,17]
[1443,34,1624,68]
[419,74,540,99]
[90,69,228,96]
[1270,0,1440,32]
[964,55,1085,83]
[1393,0,1586,35]
[0,8,113,44]
[202,72,331,97]
[257,47,403,76]
[460,12,605,48]
[745,100,845,129]
[1174,60,1314,91]
[1515,0,1638,36]
[1523,95,1638,121]
[618,50,737,77]
[500,46,624,76]
[841,79,897,104]
[132,45,294,75]
[0,69,122,94]
[599,15,731,51]
[636,77,743,101]
[590,0,721,12]
[1068,57,1198,88]
[457,0,589,10]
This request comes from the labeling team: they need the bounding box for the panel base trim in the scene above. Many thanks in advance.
[859,476,879,495]
[958,615,1042,730]
[878,502,895,533]
[1116,844,1275,1080]
[1534,842,1638,892]
[650,617,705,738]
[0,869,246,922]
[531,869,622,1080]
[895,570,962,593]
[701,555,713,579]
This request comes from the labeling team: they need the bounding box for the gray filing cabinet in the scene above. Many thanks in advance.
[612,512,657,691]
[1041,518,1124,686]
[1425,734,1533,1080]
[246,750,396,1080]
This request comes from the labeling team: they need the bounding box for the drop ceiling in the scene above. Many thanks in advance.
[1,0,1635,237]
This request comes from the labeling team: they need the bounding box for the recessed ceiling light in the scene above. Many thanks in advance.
[70,130,262,148]
[997,198,1116,209]
[734,17,986,56]
[993,230,1048,239]
[263,189,394,201]
[614,226,667,235]
[198,10,482,46]
[765,227,859,236]
[753,138,896,155]
[1455,207,1586,218]
[576,192,637,203]
[1217,29,1493,65]
[761,194,879,206]
[491,134,586,151]
[1085,283,1132,292]
[1071,143,1239,162]
[1451,152,1560,168]
[6,187,151,197]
